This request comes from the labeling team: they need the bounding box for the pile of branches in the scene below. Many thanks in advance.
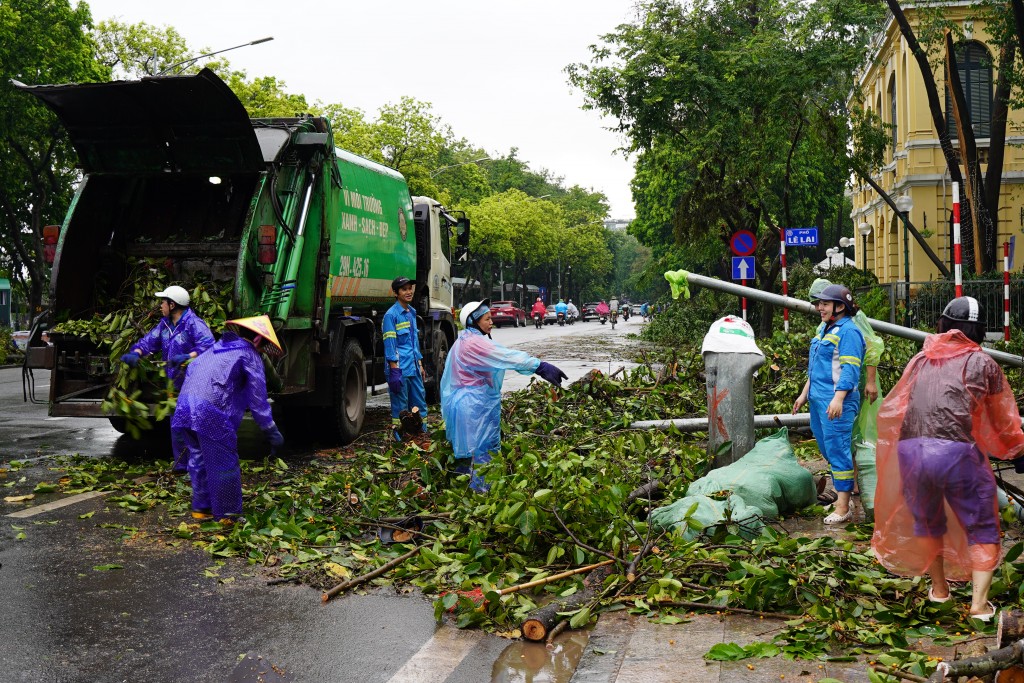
[47,358,1024,676]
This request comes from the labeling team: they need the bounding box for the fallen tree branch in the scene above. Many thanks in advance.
[495,559,615,597]
[521,565,613,641]
[545,619,568,646]
[322,545,421,602]
[926,638,1024,682]
[625,479,664,506]
[548,506,623,564]
[870,664,926,682]
[648,600,795,621]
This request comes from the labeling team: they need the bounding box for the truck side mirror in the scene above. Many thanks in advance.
[456,218,470,248]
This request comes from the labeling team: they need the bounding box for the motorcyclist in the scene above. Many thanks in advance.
[609,297,620,314]
[530,297,547,319]
[595,301,610,318]
[554,299,568,318]
[566,300,579,320]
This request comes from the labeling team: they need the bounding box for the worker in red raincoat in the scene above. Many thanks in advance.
[872,297,1024,621]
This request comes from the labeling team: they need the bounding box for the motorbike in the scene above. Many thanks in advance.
[610,310,618,330]
[622,307,630,322]
[599,314,607,325]
[566,312,576,325]
[557,311,565,327]
[533,312,543,329]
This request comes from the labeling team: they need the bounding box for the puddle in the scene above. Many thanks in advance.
[491,631,589,683]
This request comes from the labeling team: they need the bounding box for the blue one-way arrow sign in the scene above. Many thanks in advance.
[785,228,818,246]
[732,256,754,280]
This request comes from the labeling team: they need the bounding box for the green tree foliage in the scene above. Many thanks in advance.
[567,0,886,314]
[0,0,109,314]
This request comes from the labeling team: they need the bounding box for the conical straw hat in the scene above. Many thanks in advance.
[226,315,282,354]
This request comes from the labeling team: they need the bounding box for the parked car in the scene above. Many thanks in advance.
[581,302,602,322]
[544,307,559,325]
[490,301,526,328]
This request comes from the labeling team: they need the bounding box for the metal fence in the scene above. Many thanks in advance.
[866,280,1022,333]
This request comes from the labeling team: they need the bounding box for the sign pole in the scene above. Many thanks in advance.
[741,279,747,320]
[1005,241,1011,342]
[780,229,789,333]
[953,182,963,298]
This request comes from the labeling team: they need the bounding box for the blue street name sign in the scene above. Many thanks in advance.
[785,228,818,246]
[732,256,754,281]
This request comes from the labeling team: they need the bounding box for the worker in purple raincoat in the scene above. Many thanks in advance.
[120,285,214,473]
[171,315,284,523]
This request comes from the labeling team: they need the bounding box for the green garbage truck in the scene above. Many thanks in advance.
[17,69,467,443]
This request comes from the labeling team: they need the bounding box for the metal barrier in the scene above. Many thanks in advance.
[878,280,1024,333]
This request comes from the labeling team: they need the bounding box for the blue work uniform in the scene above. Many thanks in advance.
[441,328,541,492]
[171,332,277,519]
[807,316,865,492]
[382,301,427,438]
[132,307,214,473]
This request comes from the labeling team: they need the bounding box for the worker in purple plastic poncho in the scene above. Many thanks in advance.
[120,285,214,473]
[171,315,284,524]
[441,300,567,492]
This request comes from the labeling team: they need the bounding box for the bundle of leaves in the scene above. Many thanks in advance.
[50,258,234,437]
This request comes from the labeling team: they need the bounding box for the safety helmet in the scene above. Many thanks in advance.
[155,285,190,307]
[225,315,283,356]
[941,296,982,323]
[815,284,855,311]
[808,278,832,301]
[460,299,491,329]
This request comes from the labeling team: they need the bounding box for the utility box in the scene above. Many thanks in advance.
[0,278,10,328]
[702,316,765,469]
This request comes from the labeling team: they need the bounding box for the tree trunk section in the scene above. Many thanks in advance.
[520,565,611,641]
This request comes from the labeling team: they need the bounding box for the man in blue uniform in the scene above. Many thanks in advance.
[383,276,427,441]
[792,284,865,525]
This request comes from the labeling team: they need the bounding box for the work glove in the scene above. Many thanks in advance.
[169,353,192,366]
[264,425,285,448]
[535,361,568,387]
[387,366,404,394]
[120,352,141,368]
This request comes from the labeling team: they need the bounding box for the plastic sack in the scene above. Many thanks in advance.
[649,493,764,540]
[700,316,764,357]
[687,428,815,518]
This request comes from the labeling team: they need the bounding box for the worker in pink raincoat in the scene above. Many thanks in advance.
[171,315,284,524]
[872,297,1024,621]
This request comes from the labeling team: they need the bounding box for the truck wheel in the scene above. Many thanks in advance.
[108,417,127,434]
[328,339,366,445]
[426,329,448,403]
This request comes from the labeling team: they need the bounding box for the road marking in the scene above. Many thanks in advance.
[4,476,154,518]
[43,417,68,421]
[383,625,482,683]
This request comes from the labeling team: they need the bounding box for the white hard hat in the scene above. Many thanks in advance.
[155,285,190,307]
[460,299,490,329]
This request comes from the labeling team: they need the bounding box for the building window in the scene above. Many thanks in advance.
[945,41,992,138]
[889,76,898,152]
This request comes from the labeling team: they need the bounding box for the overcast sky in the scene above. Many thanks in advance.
[80,0,640,219]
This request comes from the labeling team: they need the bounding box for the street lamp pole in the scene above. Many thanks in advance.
[895,195,914,326]
[429,157,491,178]
[156,36,274,76]
[858,222,872,275]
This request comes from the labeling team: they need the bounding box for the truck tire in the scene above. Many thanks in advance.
[426,329,449,403]
[327,339,366,444]
[108,417,127,434]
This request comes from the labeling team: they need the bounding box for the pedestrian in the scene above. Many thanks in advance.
[809,278,883,403]
[872,297,1024,621]
[171,315,285,524]
[383,276,427,441]
[441,300,567,492]
[792,284,865,524]
[119,285,214,473]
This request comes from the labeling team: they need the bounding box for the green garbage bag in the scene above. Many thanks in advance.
[649,493,764,540]
[686,428,815,519]
[853,397,881,521]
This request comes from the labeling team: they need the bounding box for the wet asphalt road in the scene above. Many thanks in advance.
[0,318,644,683]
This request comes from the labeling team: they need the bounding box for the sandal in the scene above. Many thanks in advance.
[928,586,951,603]
[970,601,997,622]
[818,489,839,505]
[823,509,853,525]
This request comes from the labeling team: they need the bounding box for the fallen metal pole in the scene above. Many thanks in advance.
[685,272,1024,368]
[631,413,810,431]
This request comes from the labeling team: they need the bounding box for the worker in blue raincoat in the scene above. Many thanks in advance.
[792,284,865,525]
[441,300,567,492]
[171,315,284,523]
[383,276,427,440]
[120,285,215,473]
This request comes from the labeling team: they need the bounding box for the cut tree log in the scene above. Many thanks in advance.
[999,610,1024,648]
[521,565,612,641]
[927,638,1024,681]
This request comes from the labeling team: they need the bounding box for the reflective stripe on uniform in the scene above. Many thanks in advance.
[383,331,397,340]
[839,355,861,366]
[396,321,411,330]
[823,333,840,345]
[832,469,855,480]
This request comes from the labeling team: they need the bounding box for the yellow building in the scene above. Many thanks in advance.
[850,5,1024,282]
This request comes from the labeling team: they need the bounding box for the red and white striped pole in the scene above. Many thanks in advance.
[1005,241,1011,341]
[741,279,748,320]
[780,229,789,333]
[953,182,963,298]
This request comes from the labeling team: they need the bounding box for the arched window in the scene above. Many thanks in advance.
[888,75,898,151]
[945,41,992,138]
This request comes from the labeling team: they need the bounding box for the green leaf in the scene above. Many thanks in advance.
[79,511,95,519]
[569,606,591,629]
[93,564,123,571]
[704,643,749,661]
[32,482,57,493]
